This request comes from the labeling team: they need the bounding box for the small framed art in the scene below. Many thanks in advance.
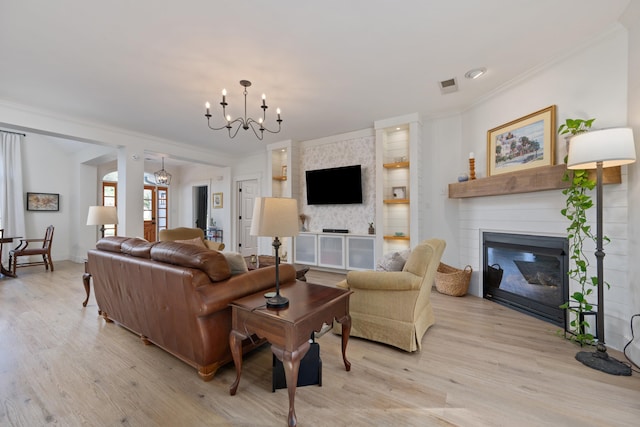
[392,186,406,199]
[26,192,60,211]
[212,192,223,209]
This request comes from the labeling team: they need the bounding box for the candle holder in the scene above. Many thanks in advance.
[469,158,476,180]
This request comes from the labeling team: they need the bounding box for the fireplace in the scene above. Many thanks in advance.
[483,232,568,327]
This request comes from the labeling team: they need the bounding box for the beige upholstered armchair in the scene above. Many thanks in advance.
[158,227,225,251]
[334,238,446,352]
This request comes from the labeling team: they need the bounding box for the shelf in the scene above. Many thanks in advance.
[383,235,410,241]
[383,161,410,169]
[448,164,621,199]
[383,198,409,204]
[272,176,287,181]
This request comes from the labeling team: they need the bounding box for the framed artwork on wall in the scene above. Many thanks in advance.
[212,192,223,209]
[26,192,60,211]
[392,186,406,199]
[487,105,556,176]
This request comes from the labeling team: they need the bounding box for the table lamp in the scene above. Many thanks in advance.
[250,197,299,309]
[86,206,119,238]
[567,127,636,376]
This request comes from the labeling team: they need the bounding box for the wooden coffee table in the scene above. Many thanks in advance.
[229,281,352,427]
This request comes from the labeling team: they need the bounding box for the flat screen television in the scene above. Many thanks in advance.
[305,165,363,205]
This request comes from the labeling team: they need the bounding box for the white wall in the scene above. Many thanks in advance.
[621,2,640,365]
[428,25,632,351]
[20,134,75,262]
[422,114,462,267]
[176,163,231,247]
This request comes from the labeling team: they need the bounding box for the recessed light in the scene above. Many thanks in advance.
[465,67,487,79]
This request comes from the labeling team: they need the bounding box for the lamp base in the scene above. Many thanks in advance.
[576,345,631,376]
[266,294,289,309]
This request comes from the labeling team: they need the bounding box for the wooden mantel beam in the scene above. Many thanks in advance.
[448,164,621,199]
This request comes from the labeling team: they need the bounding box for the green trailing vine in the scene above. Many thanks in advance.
[558,118,604,346]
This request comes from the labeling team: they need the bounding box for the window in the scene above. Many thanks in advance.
[102,182,117,236]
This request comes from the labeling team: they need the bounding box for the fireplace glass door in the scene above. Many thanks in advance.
[483,232,568,327]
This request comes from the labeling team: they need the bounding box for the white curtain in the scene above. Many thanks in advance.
[0,131,26,264]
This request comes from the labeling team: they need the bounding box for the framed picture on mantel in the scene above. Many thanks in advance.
[487,105,556,177]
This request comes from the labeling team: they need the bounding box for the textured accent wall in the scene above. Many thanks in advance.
[299,135,375,234]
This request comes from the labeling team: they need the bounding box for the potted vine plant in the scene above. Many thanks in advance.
[558,117,603,346]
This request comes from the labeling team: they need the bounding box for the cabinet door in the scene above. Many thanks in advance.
[318,235,345,269]
[346,236,375,271]
[294,234,317,265]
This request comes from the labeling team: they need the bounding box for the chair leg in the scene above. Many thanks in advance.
[49,256,54,272]
[43,255,49,271]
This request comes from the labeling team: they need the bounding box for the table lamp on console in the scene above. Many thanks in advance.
[250,197,299,309]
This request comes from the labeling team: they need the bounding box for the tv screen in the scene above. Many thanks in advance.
[306,165,363,205]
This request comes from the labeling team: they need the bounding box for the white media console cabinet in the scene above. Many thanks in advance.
[294,232,376,271]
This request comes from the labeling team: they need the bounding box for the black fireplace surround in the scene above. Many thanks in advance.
[483,232,569,327]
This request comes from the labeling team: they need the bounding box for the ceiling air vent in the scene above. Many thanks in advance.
[439,77,458,94]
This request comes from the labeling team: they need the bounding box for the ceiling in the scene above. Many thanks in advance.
[0,1,631,158]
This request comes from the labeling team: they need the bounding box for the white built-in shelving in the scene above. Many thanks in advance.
[374,114,421,256]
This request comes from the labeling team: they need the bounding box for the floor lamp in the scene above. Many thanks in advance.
[86,206,119,239]
[250,197,299,309]
[567,127,636,376]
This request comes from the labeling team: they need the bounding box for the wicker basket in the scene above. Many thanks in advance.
[435,263,472,297]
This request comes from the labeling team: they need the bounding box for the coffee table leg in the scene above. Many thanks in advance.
[272,341,311,427]
[339,314,352,371]
[229,330,245,396]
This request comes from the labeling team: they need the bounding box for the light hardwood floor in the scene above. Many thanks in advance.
[1,262,638,426]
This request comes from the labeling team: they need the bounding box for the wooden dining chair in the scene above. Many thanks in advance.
[9,225,55,274]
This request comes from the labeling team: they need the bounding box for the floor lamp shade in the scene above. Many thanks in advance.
[565,127,635,376]
[86,206,119,226]
[567,127,636,169]
[87,206,118,238]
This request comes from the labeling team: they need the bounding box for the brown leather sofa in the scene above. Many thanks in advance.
[158,227,225,251]
[87,236,296,381]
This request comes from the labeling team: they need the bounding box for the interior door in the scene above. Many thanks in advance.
[237,179,258,256]
[195,185,208,232]
[143,186,156,241]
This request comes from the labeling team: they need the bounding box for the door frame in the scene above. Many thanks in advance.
[233,173,262,254]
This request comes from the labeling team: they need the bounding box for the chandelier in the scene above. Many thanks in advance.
[204,80,282,140]
[154,157,172,186]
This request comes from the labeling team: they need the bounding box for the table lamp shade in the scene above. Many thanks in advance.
[86,206,119,226]
[250,197,300,238]
[567,128,636,169]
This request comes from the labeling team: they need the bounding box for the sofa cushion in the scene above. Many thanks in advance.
[121,238,157,258]
[377,251,407,271]
[175,236,207,248]
[96,236,130,253]
[222,252,249,275]
[150,241,231,282]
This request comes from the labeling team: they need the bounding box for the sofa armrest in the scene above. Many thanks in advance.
[197,263,296,314]
[343,270,422,291]
[204,241,225,251]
